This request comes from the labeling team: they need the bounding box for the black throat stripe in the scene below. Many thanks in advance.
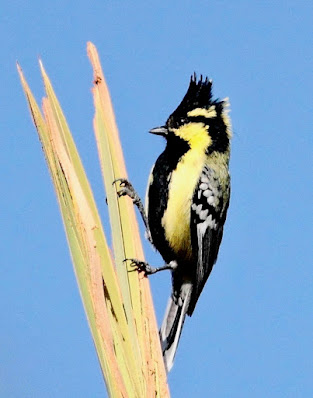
[147,135,190,263]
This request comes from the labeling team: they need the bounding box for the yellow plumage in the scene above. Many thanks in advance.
[161,122,212,259]
[116,74,232,372]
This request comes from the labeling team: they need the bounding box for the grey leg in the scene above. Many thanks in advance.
[125,259,178,276]
[113,178,152,242]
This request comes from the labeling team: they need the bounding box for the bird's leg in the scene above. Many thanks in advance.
[125,259,178,276]
[113,178,152,243]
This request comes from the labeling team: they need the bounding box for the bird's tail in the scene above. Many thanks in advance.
[159,283,192,372]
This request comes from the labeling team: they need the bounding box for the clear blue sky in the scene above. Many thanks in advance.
[1,1,313,397]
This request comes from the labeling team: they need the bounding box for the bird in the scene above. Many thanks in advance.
[114,73,232,372]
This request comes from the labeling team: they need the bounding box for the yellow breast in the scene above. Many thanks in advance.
[161,122,211,259]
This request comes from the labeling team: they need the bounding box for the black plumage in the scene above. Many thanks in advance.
[117,74,231,371]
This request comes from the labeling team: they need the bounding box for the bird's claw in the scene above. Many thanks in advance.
[124,258,157,275]
[113,178,137,200]
[112,178,130,188]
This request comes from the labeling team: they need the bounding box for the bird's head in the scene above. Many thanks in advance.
[150,74,231,154]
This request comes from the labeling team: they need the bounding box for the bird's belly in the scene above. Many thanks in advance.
[162,194,192,259]
[161,151,206,260]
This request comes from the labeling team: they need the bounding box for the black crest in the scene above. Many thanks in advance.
[167,73,214,128]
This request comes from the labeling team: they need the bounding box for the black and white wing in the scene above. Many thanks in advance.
[188,165,230,315]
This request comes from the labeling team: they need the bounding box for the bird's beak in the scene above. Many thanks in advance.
[149,126,168,136]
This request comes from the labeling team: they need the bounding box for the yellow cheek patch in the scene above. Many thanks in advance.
[172,122,212,150]
[187,106,217,119]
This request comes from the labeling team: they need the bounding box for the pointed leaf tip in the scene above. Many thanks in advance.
[39,59,44,71]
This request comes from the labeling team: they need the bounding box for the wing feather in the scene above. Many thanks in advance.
[188,165,230,315]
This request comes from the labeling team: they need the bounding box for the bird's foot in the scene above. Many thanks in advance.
[113,178,140,205]
[124,258,159,275]
[124,259,177,276]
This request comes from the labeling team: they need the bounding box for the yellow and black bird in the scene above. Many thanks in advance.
[116,74,232,371]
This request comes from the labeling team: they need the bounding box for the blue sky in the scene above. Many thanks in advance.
[1,1,313,397]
